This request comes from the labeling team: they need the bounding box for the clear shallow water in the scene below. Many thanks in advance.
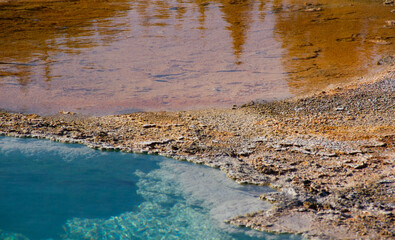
[0,0,394,115]
[0,137,303,240]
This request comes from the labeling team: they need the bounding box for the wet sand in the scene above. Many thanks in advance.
[1,63,394,239]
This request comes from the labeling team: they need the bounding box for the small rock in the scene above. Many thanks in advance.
[377,55,395,65]
[138,139,172,147]
[344,149,362,155]
[304,7,322,12]
[282,187,298,197]
[260,195,277,203]
[58,111,76,115]
[237,150,253,156]
[385,20,395,26]
[292,147,311,155]
[366,38,392,45]
[296,208,307,212]
[316,151,337,157]
[377,179,393,184]
[362,140,386,147]
[345,162,368,169]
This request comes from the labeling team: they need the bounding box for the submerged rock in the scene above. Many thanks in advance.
[378,55,395,65]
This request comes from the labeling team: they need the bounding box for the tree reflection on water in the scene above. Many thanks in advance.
[0,0,394,114]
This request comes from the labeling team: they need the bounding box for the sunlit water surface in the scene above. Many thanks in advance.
[0,0,394,115]
[0,136,305,240]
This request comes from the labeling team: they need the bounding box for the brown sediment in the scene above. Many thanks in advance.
[0,65,394,239]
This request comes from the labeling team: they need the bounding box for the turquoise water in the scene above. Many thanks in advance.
[0,137,302,240]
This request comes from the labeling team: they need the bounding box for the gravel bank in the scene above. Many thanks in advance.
[1,66,394,239]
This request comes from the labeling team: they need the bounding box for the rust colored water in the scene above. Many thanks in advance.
[0,0,394,115]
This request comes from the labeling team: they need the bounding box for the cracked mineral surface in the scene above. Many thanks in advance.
[1,66,394,239]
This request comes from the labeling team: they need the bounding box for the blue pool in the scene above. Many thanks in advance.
[0,137,302,239]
